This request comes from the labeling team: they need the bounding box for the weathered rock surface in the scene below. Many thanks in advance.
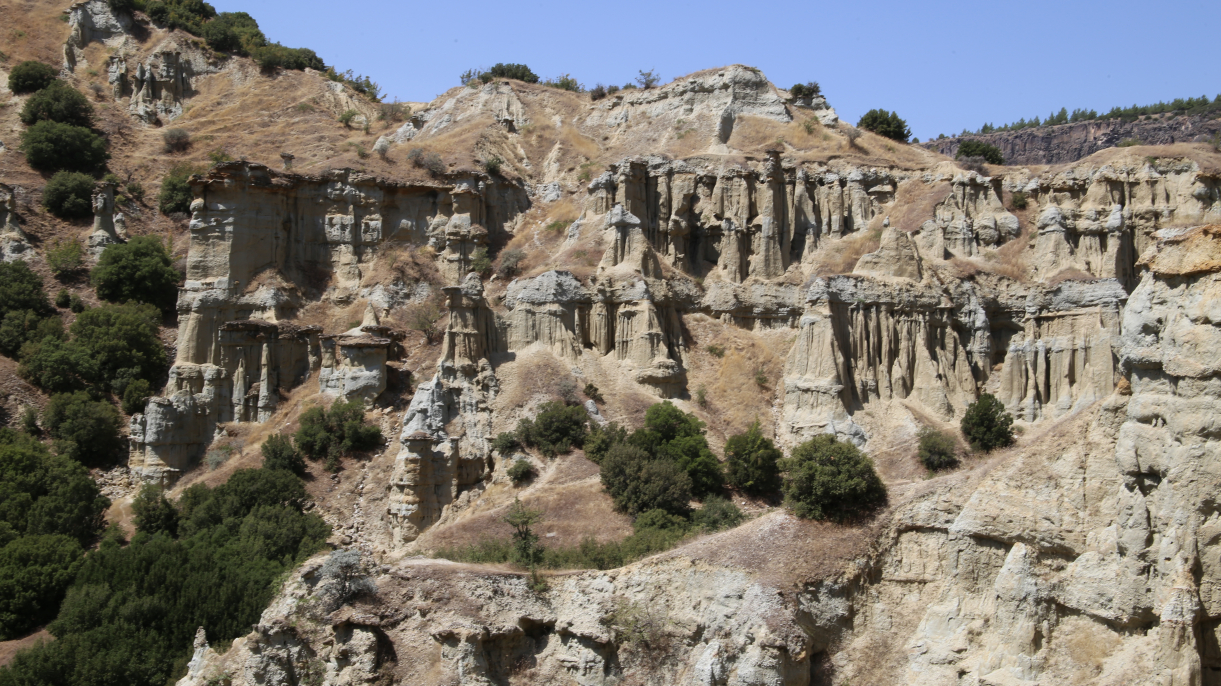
[928,115,1221,165]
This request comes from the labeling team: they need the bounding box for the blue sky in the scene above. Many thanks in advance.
[212,0,1220,141]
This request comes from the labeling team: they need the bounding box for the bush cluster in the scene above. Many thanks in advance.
[41,171,95,220]
[162,128,191,153]
[724,421,781,496]
[0,429,108,640]
[779,435,886,521]
[42,392,124,467]
[960,393,1014,452]
[789,81,821,99]
[1,466,327,686]
[261,433,304,475]
[516,401,588,457]
[7,61,58,94]
[20,301,166,396]
[158,162,199,215]
[917,428,958,471]
[20,120,109,174]
[956,140,1004,165]
[856,108,911,142]
[92,236,181,314]
[294,399,382,471]
[20,81,94,128]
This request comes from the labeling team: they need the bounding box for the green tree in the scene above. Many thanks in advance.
[917,428,958,471]
[19,121,109,173]
[7,61,57,94]
[600,443,692,516]
[121,378,151,415]
[0,534,83,640]
[724,421,782,495]
[19,81,93,128]
[261,433,304,475]
[503,498,543,568]
[45,238,84,276]
[627,401,723,496]
[92,236,181,314]
[68,302,166,392]
[131,484,179,536]
[294,400,382,471]
[583,421,627,463]
[856,108,911,142]
[690,495,744,532]
[779,435,886,521]
[42,392,123,467]
[41,171,96,220]
[516,401,588,457]
[158,162,198,215]
[0,261,53,319]
[0,309,61,358]
[507,459,534,485]
[960,393,1014,452]
[0,428,108,545]
[484,63,539,83]
[956,140,1004,165]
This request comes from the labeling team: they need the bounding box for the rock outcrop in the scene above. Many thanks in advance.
[928,114,1221,165]
[0,183,33,262]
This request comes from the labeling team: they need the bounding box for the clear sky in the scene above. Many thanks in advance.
[211,0,1221,141]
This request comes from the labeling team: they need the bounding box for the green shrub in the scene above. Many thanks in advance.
[627,401,723,496]
[779,434,886,521]
[407,147,445,175]
[4,466,326,686]
[158,162,198,215]
[0,261,51,318]
[956,140,1004,165]
[544,73,582,92]
[19,81,93,128]
[1010,190,1028,210]
[583,382,603,404]
[121,378,151,415]
[7,61,57,94]
[600,443,692,516]
[20,405,39,434]
[92,236,181,313]
[161,127,191,153]
[483,155,503,175]
[131,484,178,536]
[294,399,382,471]
[503,497,543,567]
[261,433,304,475]
[635,69,660,89]
[45,237,84,276]
[507,459,534,485]
[42,392,123,467]
[690,495,744,532]
[516,401,588,457]
[0,428,108,545]
[0,534,83,640]
[146,0,169,23]
[590,84,607,101]
[68,293,84,313]
[484,63,539,83]
[20,121,109,173]
[705,344,724,358]
[960,393,1014,452]
[470,247,492,276]
[338,109,358,127]
[491,431,520,455]
[251,44,325,71]
[21,302,165,394]
[0,309,61,358]
[54,289,70,309]
[41,171,95,220]
[125,180,145,203]
[789,81,821,99]
[724,420,781,495]
[583,421,627,463]
[917,428,958,471]
[856,108,911,142]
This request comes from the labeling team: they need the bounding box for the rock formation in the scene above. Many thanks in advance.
[0,184,33,262]
[929,114,1221,165]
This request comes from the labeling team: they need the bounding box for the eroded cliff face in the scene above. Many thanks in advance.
[179,226,1221,686]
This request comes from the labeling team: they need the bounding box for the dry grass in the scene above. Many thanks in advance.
[1045,267,1098,287]
[0,629,52,668]
[417,454,633,551]
[360,243,441,289]
[890,180,951,234]
[807,227,883,276]
[491,349,577,419]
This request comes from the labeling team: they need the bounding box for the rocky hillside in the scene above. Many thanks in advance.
[3,1,1221,685]
[927,113,1221,165]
